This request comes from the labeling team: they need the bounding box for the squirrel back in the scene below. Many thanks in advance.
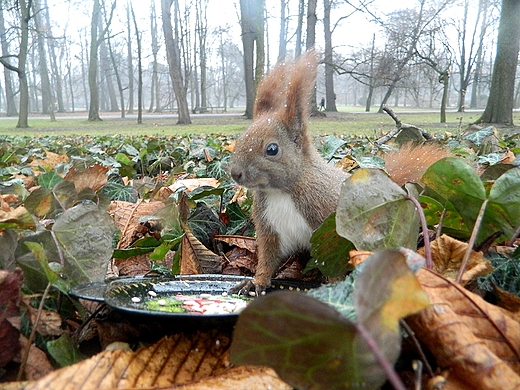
[230,50,446,293]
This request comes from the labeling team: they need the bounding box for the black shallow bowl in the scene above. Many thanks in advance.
[103,274,253,319]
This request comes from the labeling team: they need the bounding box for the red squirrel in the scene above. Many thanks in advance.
[230,50,446,294]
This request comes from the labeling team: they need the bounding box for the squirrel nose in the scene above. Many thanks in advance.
[230,167,243,183]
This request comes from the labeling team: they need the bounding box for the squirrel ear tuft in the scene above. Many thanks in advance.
[282,49,318,143]
[253,61,290,118]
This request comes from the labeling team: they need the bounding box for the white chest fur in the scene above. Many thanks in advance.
[262,191,314,256]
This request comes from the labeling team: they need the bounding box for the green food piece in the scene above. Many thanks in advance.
[144,297,185,313]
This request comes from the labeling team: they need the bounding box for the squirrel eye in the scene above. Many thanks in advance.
[265,143,279,156]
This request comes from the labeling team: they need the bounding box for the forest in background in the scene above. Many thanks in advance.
[0,0,518,128]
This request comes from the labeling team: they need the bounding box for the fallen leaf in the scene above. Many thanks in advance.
[181,228,222,274]
[64,164,109,193]
[29,151,69,170]
[417,234,493,285]
[174,365,291,390]
[214,235,257,253]
[18,335,54,381]
[170,178,219,192]
[19,331,232,389]
[406,268,520,389]
[0,268,23,368]
[108,200,166,249]
[21,296,63,337]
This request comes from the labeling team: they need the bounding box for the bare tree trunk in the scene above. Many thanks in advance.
[107,34,125,118]
[88,0,102,121]
[43,0,65,113]
[0,0,32,127]
[80,32,89,111]
[17,0,30,127]
[295,0,304,57]
[150,0,161,112]
[306,0,318,116]
[323,0,336,112]
[277,0,287,62]
[479,0,520,125]
[126,2,134,114]
[195,0,208,112]
[88,0,115,121]
[0,4,18,116]
[34,0,52,115]
[470,0,489,108]
[239,0,265,119]
[131,4,142,124]
[99,30,119,112]
[160,0,191,124]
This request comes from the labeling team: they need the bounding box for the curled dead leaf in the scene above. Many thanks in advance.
[417,234,493,286]
[64,164,109,193]
[348,250,372,266]
[214,235,257,253]
[407,268,520,389]
[19,331,233,390]
[181,228,222,274]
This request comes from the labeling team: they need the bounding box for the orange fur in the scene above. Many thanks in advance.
[383,143,451,186]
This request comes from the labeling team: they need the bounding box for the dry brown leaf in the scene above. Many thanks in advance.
[417,234,493,285]
[499,150,516,164]
[20,331,232,390]
[20,296,63,337]
[491,285,520,323]
[214,235,257,253]
[174,365,291,390]
[170,178,219,192]
[225,139,236,153]
[64,164,109,193]
[406,268,520,389]
[18,335,54,381]
[181,229,222,274]
[29,151,69,170]
[0,269,23,368]
[107,200,166,249]
[349,250,372,266]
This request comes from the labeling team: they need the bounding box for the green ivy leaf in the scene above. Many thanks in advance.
[310,212,354,277]
[52,203,117,286]
[336,168,419,251]
[37,170,63,189]
[46,333,86,367]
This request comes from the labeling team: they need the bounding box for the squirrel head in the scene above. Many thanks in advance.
[231,50,319,192]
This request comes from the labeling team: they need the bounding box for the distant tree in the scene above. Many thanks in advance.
[149,0,161,112]
[239,0,265,119]
[160,0,191,124]
[131,4,142,124]
[323,0,336,112]
[295,0,304,57]
[306,0,318,115]
[0,0,32,127]
[479,0,520,125]
[377,1,450,113]
[126,1,134,114]
[0,4,18,116]
[43,0,65,113]
[87,0,116,122]
[34,0,52,115]
[277,0,288,62]
[453,0,493,112]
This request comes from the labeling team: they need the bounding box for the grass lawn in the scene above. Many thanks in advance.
[0,108,517,137]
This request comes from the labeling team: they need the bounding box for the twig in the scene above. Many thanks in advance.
[400,319,434,378]
[17,283,52,381]
[406,195,433,270]
[455,199,489,284]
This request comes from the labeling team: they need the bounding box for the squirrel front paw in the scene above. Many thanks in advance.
[228,279,267,297]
